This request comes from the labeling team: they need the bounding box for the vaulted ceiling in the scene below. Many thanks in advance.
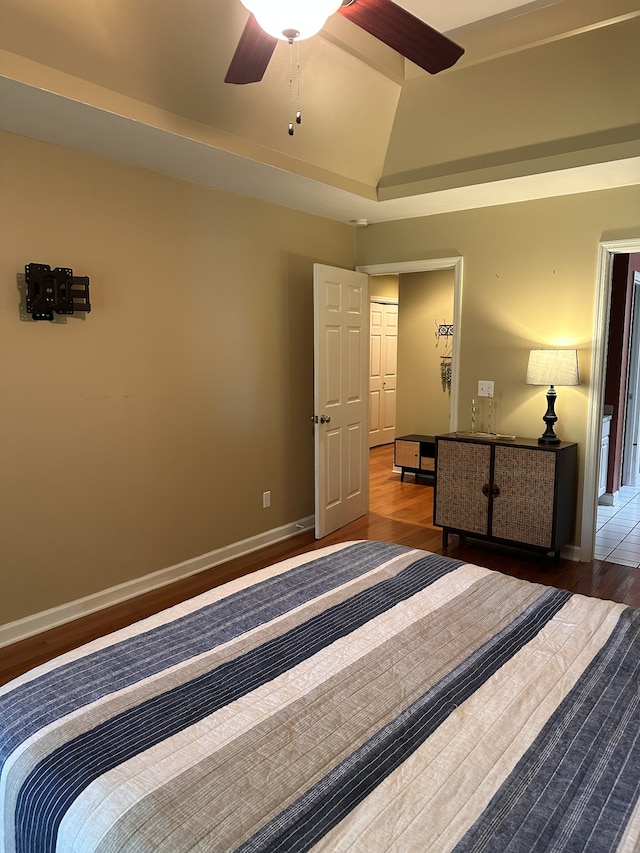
[1,0,639,222]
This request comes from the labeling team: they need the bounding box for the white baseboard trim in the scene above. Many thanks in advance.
[561,544,581,562]
[598,491,619,507]
[0,515,315,650]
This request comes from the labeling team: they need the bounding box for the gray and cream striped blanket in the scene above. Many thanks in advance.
[1,540,639,852]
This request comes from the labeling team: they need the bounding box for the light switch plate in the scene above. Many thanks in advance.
[478,380,494,397]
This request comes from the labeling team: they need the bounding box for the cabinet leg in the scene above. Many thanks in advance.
[538,550,559,571]
[400,469,405,482]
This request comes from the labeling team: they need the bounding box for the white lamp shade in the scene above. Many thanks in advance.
[526,349,580,387]
[241,0,342,40]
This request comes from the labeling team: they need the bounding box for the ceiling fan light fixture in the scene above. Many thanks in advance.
[240,0,342,41]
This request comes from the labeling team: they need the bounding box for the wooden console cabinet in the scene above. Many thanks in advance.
[434,433,577,558]
[395,434,435,483]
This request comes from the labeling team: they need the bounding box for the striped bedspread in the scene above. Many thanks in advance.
[1,541,639,852]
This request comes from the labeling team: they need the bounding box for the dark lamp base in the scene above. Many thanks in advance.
[538,435,561,446]
[537,385,561,446]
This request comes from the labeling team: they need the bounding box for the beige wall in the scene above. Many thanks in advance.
[0,131,355,625]
[396,271,454,436]
[369,274,398,301]
[3,129,639,626]
[356,184,640,548]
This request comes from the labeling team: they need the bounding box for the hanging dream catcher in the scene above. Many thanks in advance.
[435,319,453,394]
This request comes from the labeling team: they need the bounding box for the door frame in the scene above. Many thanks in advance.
[583,238,640,561]
[622,271,640,487]
[357,257,463,433]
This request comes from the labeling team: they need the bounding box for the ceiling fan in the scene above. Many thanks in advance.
[225,0,465,85]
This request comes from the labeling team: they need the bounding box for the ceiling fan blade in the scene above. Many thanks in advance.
[338,0,464,74]
[225,14,278,84]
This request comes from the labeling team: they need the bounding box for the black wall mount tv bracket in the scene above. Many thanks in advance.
[24,263,91,321]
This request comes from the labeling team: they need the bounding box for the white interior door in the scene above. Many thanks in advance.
[313,264,369,539]
[369,300,398,448]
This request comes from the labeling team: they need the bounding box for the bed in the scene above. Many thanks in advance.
[1,540,639,852]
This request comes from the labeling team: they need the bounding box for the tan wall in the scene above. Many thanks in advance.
[369,274,398,301]
[396,271,454,436]
[356,185,640,548]
[0,131,355,625]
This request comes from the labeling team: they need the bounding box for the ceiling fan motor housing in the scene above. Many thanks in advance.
[226,0,465,84]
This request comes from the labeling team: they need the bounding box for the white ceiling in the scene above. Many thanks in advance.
[1,0,639,224]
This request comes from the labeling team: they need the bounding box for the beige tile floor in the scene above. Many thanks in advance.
[595,485,640,566]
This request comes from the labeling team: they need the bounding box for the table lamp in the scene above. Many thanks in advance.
[526,348,579,445]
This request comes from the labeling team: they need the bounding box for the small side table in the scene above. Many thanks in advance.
[394,434,436,483]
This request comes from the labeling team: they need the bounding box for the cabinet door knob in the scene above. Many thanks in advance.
[482,483,501,497]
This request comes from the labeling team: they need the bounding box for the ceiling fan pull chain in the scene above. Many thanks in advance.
[296,39,302,127]
[288,36,295,135]
[287,35,302,135]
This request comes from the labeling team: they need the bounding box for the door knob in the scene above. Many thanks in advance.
[311,414,331,424]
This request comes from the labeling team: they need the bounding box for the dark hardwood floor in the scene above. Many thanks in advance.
[2,443,639,686]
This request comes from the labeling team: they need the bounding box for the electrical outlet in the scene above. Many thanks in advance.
[262,490,271,509]
[478,380,494,397]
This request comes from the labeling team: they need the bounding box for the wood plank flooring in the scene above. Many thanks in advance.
[1,443,639,686]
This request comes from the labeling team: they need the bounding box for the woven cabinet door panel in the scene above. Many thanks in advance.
[395,440,419,468]
[420,454,435,472]
[491,446,555,547]
[435,440,490,534]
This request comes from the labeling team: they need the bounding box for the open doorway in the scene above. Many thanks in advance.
[619,268,640,489]
[360,257,462,429]
[359,257,463,499]
[369,269,455,448]
[591,256,640,565]
[583,240,640,561]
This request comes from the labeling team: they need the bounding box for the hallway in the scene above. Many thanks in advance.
[596,486,640,566]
